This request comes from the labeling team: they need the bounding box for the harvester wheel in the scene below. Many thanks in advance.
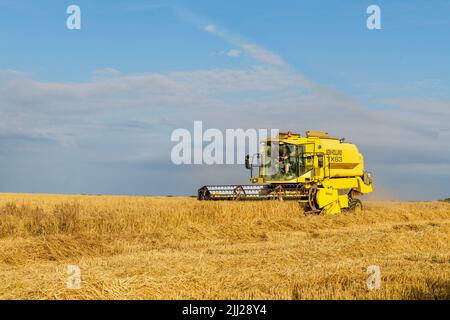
[303,185,321,214]
[308,185,319,211]
[348,199,363,213]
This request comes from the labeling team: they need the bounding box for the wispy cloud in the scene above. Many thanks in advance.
[226,49,241,57]
[92,68,122,79]
[240,43,284,66]
[211,49,241,58]
[204,24,216,33]
[174,6,286,66]
[201,21,285,66]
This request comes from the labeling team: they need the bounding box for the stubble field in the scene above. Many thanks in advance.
[0,193,449,299]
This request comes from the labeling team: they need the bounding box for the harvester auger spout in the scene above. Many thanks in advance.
[197,130,373,214]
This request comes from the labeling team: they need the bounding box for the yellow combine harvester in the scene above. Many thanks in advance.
[198,131,373,214]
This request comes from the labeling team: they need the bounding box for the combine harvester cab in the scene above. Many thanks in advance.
[198,131,373,214]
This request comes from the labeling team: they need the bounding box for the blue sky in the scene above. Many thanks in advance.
[2,0,449,94]
[0,0,449,199]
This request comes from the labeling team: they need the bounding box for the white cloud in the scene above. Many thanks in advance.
[202,21,285,66]
[204,24,216,33]
[1,67,447,159]
[226,49,241,57]
[240,43,285,66]
[1,66,449,199]
[211,49,241,58]
[92,68,122,79]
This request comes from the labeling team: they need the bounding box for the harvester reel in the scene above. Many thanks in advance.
[232,185,246,200]
[273,185,286,201]
[197,186,210,200]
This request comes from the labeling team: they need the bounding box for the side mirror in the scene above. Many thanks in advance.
[245,154,251,169]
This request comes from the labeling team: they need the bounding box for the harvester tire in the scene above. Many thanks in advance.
[304,184,321,214]
[308,185,318,211]
[348,199,363,213]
